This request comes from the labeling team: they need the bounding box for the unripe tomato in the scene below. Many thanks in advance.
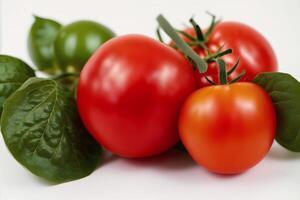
[179,82,276,174]
[54,20,115,73]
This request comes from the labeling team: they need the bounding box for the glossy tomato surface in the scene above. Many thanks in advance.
[54,20,115,73]
[77,34,197,158]
[179,82,276,174]
[181,22,277,87]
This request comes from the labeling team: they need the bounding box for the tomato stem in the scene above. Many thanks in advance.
[156,27,165,44]
[229,70,246,84]
[176,29,197,41]
[205,76,217,85]
[189,17,205,42]
[214,58,246,85]
[227,58,240,76]
[187,41,207,49]
[186,13,220,47]
[204,49,232,63]
[157,14,245,85]
[217,59,228,84]
[204,12,220,40]
[157,14,208,73]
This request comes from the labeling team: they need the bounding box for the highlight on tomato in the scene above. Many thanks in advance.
[178,59,276,174]
[157,15,277,174]
[77,34,198,158]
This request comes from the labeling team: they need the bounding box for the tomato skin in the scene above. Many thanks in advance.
[77,34,197,158]
[181,22,278,87]
[179,82,276,174]
[54,20,115,73]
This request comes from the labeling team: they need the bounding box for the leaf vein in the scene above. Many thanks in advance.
[31,83,58,155]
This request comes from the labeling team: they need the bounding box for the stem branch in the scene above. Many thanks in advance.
[157,14,207,73]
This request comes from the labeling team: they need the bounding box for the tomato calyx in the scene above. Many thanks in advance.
[205,58,245,85]
[157,13,226,60]
[167,12,219,46]
[186,14,236,65]
[187,12,219,44]
[157,15,232,73]
[157,15,208,73]
[157,14,243,86]
[204,46,232,63]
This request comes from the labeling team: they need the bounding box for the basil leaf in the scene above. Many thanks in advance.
[1,78,102,183]
[253,72,300,152]
[28,16,62,74]
[0,55,35,115]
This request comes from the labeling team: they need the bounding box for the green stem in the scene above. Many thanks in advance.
[156,27,165,43]
[227,58,240,76]
[176,29,197,41]
[205,76,217,85]
[157,14,207,73]
[205,49,232,62]
[217,59,227,84]
[189,17,205,41]
[52,72,80,80]
[229,70,246,84]
[187,41,209,50]
[204,12,218,40]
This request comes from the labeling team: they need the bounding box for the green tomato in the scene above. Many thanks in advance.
[28,16,62,74]
[54,20,115,73]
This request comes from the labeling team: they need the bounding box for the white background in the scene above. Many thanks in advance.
[0,0,300,199]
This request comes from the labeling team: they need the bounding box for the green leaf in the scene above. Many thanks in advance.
[0,55,35,115]
[253,72,300,152]
[1,78,102,183]
[28,16,62,74]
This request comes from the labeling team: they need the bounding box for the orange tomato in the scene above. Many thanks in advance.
[179,82,276,174]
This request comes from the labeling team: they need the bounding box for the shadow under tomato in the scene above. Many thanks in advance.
[121,149,197,171]
[98,148,261,182]
[267,143,300,161]
[99,150,119,166]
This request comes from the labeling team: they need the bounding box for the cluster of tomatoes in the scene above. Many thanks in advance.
[77,14,278,174]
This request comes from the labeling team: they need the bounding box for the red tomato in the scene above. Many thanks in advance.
[179,82,276,174]
[179,22,278,87]
[77,34,197,158]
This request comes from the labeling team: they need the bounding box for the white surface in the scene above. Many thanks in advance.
[0,0,300,199]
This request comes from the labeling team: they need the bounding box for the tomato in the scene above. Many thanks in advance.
[54,20,115,73]
[179,22,278,87]
[77,34,197,158]
[179,82,276,174]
